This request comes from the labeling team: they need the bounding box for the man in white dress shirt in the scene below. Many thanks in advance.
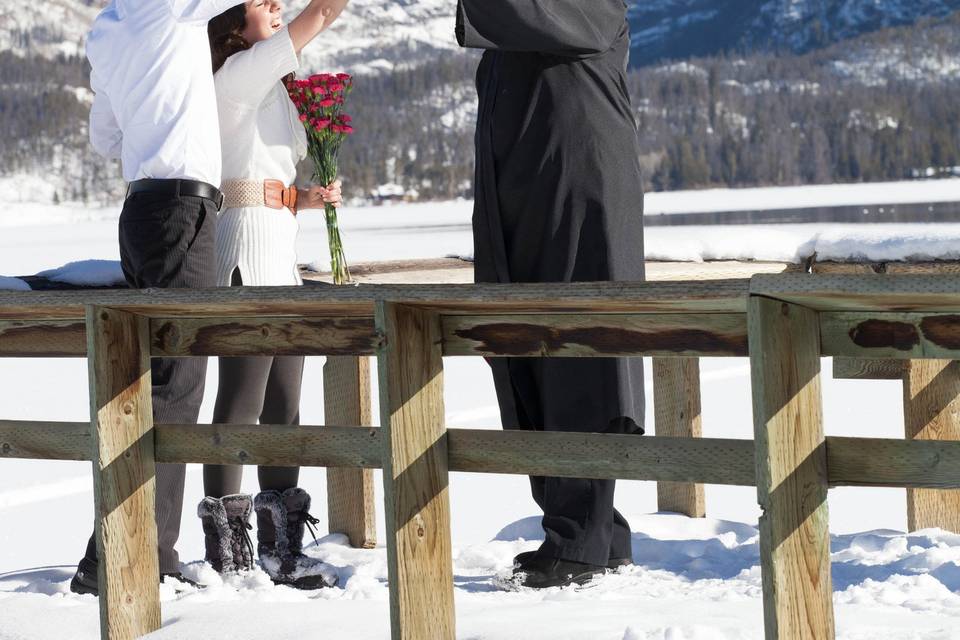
[71,0,246,596]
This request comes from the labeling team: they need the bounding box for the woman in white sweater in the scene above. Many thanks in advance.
[198,0,348,590]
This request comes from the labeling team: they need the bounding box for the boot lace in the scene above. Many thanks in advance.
[299,511,321,548]
[231,516,255,565]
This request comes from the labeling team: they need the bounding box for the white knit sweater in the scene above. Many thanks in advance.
[213,27,309,287]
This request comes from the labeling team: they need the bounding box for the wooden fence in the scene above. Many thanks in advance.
[2,276,960,639]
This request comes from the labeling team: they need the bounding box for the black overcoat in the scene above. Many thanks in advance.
[457,0,646,437]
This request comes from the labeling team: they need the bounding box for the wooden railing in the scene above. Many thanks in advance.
[2,276,960,639]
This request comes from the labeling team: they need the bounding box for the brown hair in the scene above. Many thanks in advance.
[208,5,250,73]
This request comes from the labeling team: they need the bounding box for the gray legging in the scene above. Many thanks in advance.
[204,270,305,497]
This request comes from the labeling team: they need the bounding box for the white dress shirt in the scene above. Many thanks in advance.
[86,0,244,186]
[215,28,309,287]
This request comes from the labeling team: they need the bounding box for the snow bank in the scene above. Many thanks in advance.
[5,515,958,639]
[645,223,960,263]
[644,179,960,215]
[0,276,30,291]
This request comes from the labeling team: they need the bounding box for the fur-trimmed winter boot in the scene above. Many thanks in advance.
[197,494,255,574]
[254,488,338,589]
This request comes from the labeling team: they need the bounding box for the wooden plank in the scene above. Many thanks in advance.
[827,436,960,489]
[448,430,755,485]
[653,357,706,517]
[6,420,959,489]
[87,306,160,640]
[443,313,747,358]
[0,420,90,459]
[154,423,381,468]
[150,316,377,357]
[832,357,906,380]
[0,319,86,357]
[376,302,455,640]
[324,356,377,549]
[749,296,834,639]
[810,263,877,274]
[822,312,960,360]
[902,360,960,533]
[0,279,749,320]
[813,262,960,275]
[751,273,960,313]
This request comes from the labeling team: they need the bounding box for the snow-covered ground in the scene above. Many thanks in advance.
[1,192,959,638]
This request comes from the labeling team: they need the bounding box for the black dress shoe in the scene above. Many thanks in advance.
[69,560,204,597]
[511,554,606,589]
[513,550,631,571]
[69,557,99,595]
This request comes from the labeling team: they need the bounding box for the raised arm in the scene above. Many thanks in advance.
[167,0,245,23]
[288,0,349,54]
[456,0,626,58]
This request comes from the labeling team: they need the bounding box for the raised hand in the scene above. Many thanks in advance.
[289,0,350,53]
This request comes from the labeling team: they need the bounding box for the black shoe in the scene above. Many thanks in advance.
[512,554,606,589]
[69,561,204,597]
[69,557,98,595]
[513,550,631,571]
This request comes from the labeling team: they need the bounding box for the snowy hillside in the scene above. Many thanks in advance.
[0,0,99,59]
[6,0,960,68]
[628,0,960,64]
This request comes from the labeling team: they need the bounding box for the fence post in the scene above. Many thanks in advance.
[375,301,455,640]
[748,297,834,639]
[87,305,161,640]
[902,359,960,533]
[324,355,377,548]
[653,357,706,517]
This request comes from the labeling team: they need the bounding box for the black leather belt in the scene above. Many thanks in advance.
[126,179,224,210]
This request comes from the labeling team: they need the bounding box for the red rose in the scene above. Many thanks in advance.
[336,73,351,81]
[340,124,354,134]
[317,118,332,129]
[327,82,344,92]
[299,114,308,122]
[319,98,336,108]
[340,114,352,123]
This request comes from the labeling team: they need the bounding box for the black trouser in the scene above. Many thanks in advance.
[82,189,217,574]
[498,358,638,567]
[203,269,305,498]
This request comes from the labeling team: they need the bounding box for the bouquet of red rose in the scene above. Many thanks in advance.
[286,73,355,285]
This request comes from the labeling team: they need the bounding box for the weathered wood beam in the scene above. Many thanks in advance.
[0,420,90,459]
[752,274,960,313]
[827,436,960,490]
[832,357,906,380]
[749,296,834,639]
[0,279,749,320]
[902,360,960,533]
[149,317,378,357]
[86,306,161,640]
[324,356,377,549]
[446,430,755,485]
[0,319,86,357]
[376,302,455,640]
[6,421,960,489]
[653,357,706,517]
[442,313,747,358]
[821,312,960,359]
[154,423,381,468]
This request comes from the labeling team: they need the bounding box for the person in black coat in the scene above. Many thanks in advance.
[457,0,646,588]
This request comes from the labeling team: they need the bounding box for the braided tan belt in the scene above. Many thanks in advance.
[221,179,299,215]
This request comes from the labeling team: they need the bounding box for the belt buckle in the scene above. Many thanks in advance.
[216,190,225,211]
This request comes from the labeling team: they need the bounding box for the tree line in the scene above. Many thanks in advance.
[2,14,960,203]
